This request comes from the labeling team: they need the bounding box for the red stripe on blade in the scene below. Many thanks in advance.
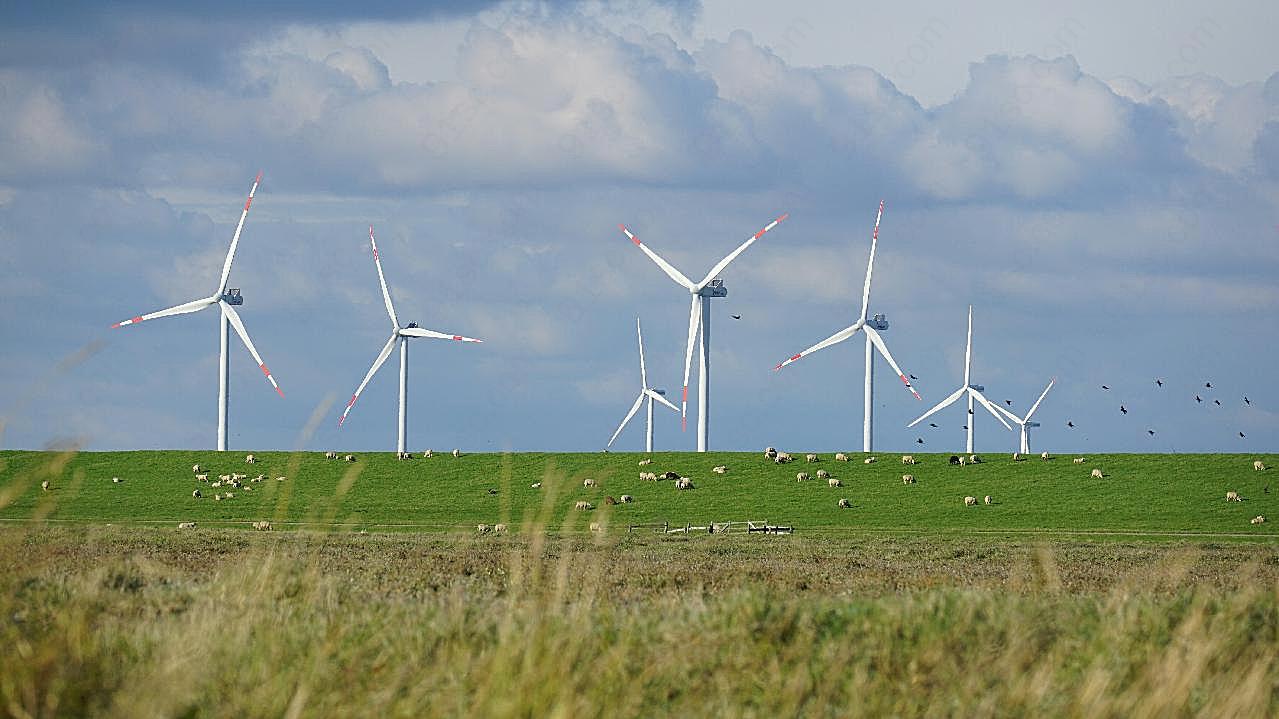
[259,364,271,377]
[682,386,688,403]
[790,354,802,362]
[452,335,463,341]
[132,316,143,324]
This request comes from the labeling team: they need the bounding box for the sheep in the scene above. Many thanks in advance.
[828,477,842,488]
[224,492,234,499]
[1012,453,1022,462]
[252,475,264,483]
[712,465,728,474]
[574,501,593,510]
[589,522,603,533]
[325,451,338,460]
[344,454,356,462]
[863,457,876,465]
[583,478,597,488]
[620,495,634,503]
[486,488,498,496]
[958,456,968,466]
[1073,457,1087,464]
[177,522,197,529]
[764,447,778,459]
[835,453,849,462]
[245,454,256,464]
[531,482,542,489]
[837,498,851,508]
[662,471,681,480]
[275,476,287,482]
[1040,451,1050,460]
[219,474,231,482]
[396,451,413,460]
[195,473,208,482]
[964,496,977,507]
[775,452,793,464]
[675,478,694,490]
[639,458,654,466]
[605,496,617,505]
[493,523,508,533]
[984,495,993,505]
[40,480,50,491]
[211,481,223,488]
[969,455,982,464]
[252,521,271,531]
[231,473,246,481]
[1251,516,1266,525]
[816,469,831,479]
[796,472,810,482]
[112,477,123,484]
[422,449,434,458]
[451,449,462,458]
[806,453,819,463]
[230,480,243,489]
[242,486,253,492]
[192,464,202,473]
[1226,491,1242,502]
[476,524,491,534]
[1255,461,1267,471]
[192,489,202,498]
[214,493,222,501]
[902,474,915,484]
[1091,469,1104,479]
[901,455,916,465]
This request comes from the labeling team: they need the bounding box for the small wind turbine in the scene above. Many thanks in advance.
[773,200,921,451]
[338,227,482,454]
[111,172,283,451]
[996,378,1055,454]
[618,213,787,452]
[606,317,680,452]
[907,306,1011,452]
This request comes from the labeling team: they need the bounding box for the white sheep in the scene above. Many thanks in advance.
[902,474,915,484]
[224,492,234,499]
[774,452,793,464]
[1255,461,1267,471]
[583,478,597,488]
[1251,515,1266,525]
[838,498,851,508]
[211,481,223,488]
[712,465,728,474]
[958,455,968,466]
[864,457,877,465]
[214,493,222,501]
[574,501,593,510]
[964,496,977,507]
[245,454,256,464]
[275,476,286,482]
[1012,453,1022,462]
[397,451,413,460]
[195,473,208,482]
[816,469,831,479]
[639,458,653,466]
[451,449,461,458]
[252,521,271,531]
[422,449,433,458]
[620,495,633,503]
[1040,451,1050,460]
[325,451,338,460]
[218,474,231,482]
[531,482,542,489]
[764,447,778,459]
[112,477,123,484]
[969,455,982,464]
[232,473,246,481]
[984,495,992,505]
[796,472,810,482]
[252,475,264,483]
[806,453,819,463]
[494,523,508,533]
[835,453,849,462]
[476,524,491,534]
[828,477,842,488]
[41,480,49,491]
[192,489,202,498]
[589,522,603,532]
[191,464,202,473]
[1226,491,1242,502]
[178,522,197,529]
[345,454,356,462]
[1091,469,1104,479]
[1073,457,1087,464]
[901,455,916,465]
[675,478,694,490]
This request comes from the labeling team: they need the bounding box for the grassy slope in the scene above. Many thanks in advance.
[1,450,1277,535]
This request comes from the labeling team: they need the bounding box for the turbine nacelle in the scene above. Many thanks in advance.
[696,280,728,298]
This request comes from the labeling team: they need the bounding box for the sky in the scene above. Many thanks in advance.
[1,0,1276,455]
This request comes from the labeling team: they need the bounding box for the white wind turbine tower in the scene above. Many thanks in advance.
[111,172,283,451]
[907,306,1012,452]
[606,317,680,452]
[338,227,482,454]
[996,378,1055,454]
[773,200,921,451]
[618,213,788,452]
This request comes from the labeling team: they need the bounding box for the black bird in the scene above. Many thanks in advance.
[1101,385,1110,390]
[1147,429,1156,436]
[1120,405,1127,415]
[1244,396,1251,406]
[968,408,974,414]
[731,314,741,320]
[909,374,919,380]
[929,423,939,428]
[962,425,969,430]
[1206,382,1213,388]
[1214,399,1221,406]
[1156,378,1163,387]
[1067,421,1075,428]
[1195,395,1203,403]
[916,437,924,444]
[1239,432,1246,438]
[1004,399,1013,406]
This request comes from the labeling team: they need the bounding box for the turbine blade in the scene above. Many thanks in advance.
[864,324,920,399]
[618,224,696,290]
[111,296,216,328]
[646,388,680,412]
[907,386,966,428]
[970,388,1013,430]
[698,213,789,287]
[216,171,263,296]
[338,334,399,427]
[368,226,399,328]
[774,321,863,371]
[399,327,483,343]
[1025,377,1056,419]
[607,392,647,449]
[680,294,702,430]
[858,200,884,322]
[963,305,973,386]
[637,316,647,389]
[220,301,284,398]
[994,403,1024,424]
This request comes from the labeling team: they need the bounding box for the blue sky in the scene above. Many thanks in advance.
[1,1,1276,454]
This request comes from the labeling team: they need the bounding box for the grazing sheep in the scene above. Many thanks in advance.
[40,480,50,491]
[252,475,264,483]
[964,496,977,507]
[863,457,876,465]
[451,449,462,458]
[344,454,356,462]
[828,477,842,488]
[211,481,223,488]
[675,478,694,490]
[396,451,413,460]
[192,489,202,498]
[1091,469,1104,479]
[252,521,271,531]
[796,472,810,482]
[219,474,231,482]
[901,455,916,465]
[1040,451,1050,460]
[712,465,728,474]
[902,474,915,484]
[494,523,508,533]
[806,453,819,463]
[1255,461,1267,471]
[422,449,433,458]
[112,477,123,484]
[969,455,981,464]
[662,471,681,480]
[984,495,992,505]
[574,501,593,510]
[178,521,198,530]
[214,494,222,501]
[1251,516,1266,525]
[639,458,654,466]
[224,492,234,499]
[589,522,603,533]
[958,456,968,466]
[775,452,793,464]
[816,469,831,479]
[195,473,208,482]
[1226,491,1242,502]
[764,447,778,459]
[531,482,542,489]
[243,486,253,492]
[1012,453,1023,462]
[949,455,961,466]
[231,473,246,481]
[245,454,256,464]
[192,464,202,473]
[275,476,287,482]
[583,478,597,488]
[605,496,617,505]
[620,495,634,503]
[838,498,851,508]
[325,451,338,460]
[835,453,849,462]
[1073,457,1087,464]
[476,524,491,534]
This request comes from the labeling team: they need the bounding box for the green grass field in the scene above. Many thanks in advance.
[2,450,1276,536]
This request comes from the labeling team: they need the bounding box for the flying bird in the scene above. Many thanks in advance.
[1067,421,1075,428]
[962,425,968,430]
[909,374,919,380]
[1120,405,1127,415]
[1195,395,1203,403]
[1101,385,1110,390]
[1244,396,1251,405]
[1147,429,1156,436]
[929,423,938,428]
[1004,399,1013,406]
[1239,431,1246,438]
[968,408,974,415]
[1156,378,1163,387]
[1205,382,1213,388]
[730,314,741,320]
[1214,399,1221,406]
[916,437,924,444]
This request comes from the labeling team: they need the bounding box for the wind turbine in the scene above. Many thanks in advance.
[618,213,788,452]
[907,306,1012,452]
[996,378,1055,454]
[606,317,680,452]
[773,200,921,451]
[111,172,283,451]
[338,227,482,454]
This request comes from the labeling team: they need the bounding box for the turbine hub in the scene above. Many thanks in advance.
[221,288,244,306]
